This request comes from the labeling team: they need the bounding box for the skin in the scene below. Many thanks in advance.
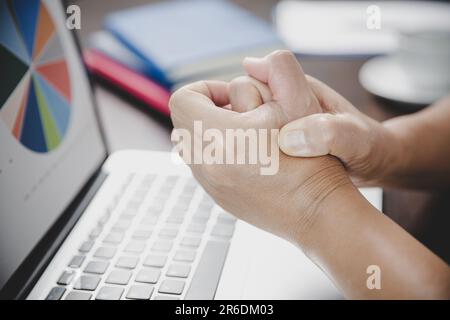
[275,75,450,189]
[169,50,450,299]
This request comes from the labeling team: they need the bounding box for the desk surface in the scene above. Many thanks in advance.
[75,0,449,263]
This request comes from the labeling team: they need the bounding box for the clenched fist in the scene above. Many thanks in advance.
[169,51,354,246]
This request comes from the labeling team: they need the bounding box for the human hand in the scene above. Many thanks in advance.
[238,57,403,186]
[169,51,355,246]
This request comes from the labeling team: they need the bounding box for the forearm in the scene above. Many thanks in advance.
[381,95,450,189]
[296,183,450,299]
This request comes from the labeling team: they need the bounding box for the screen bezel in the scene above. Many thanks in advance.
[0,0,109,299]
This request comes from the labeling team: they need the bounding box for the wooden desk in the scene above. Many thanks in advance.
[74,0,449,263]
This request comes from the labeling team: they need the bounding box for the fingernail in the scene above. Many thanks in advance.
[279,130,313,156]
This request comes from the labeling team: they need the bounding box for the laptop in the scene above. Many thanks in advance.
[0,0,382,300]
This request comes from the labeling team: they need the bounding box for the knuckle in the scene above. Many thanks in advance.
[229,77,257,100]
[316,114,337,146]
[168,88,188,113]
[270,49,295,61]
[229,75,252,89]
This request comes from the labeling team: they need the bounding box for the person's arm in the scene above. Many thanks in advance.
[258,57,450,189]
[381,96,450,188]
[169,50,450,299]
[298,182,450,299]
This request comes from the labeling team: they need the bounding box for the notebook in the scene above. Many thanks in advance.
[83,49,171,116]
[84,31,247,116]
[105,0,283,88]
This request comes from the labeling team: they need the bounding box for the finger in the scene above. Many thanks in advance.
[169,81,238,131]
[187,80,231,106]
[228,76,272,112]
[278,113,370,162]
[170,81,243,167]
[242,101,288,130]
[243,50,321,120]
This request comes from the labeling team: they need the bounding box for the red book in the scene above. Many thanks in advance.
[83,49,171,116]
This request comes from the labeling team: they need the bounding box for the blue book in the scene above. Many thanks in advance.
[105,0,283,88]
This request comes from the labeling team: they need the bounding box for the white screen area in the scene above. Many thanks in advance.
[0,0,106,289]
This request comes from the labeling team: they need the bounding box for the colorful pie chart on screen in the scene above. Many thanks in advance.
[0,0,71,153]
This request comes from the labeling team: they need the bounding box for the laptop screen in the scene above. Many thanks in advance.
[0,0,106,291]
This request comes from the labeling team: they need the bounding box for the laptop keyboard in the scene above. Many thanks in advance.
[45,173,236,300]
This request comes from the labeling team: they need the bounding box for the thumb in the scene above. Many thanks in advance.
[243,50,321,121]
[278,113,370,162]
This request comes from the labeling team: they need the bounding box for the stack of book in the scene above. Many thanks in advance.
[84,0,283,116]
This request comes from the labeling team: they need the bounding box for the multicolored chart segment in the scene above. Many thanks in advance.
[0,0,71,153]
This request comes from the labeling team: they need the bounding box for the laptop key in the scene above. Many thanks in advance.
[124,240,146,254]
[186,223,206,233]
[211,224,235,238]
[96,286,124,300]
[125,201,141,211]
[174,250,196,262]
[94,246,116,259]
[166,215,184,224]
[171,207,188,216]
[116,256,139,269]
[191,215,209,224]
[103,232,124,244]
[46,287,66,300]
[120,213,136,221]
[158,228,178,239]
[89,227,102,239]
[132,229,153,240]
[154,295,180,300]
[141,215,159,226]
[217,212,236,224]
[196,207,212,217]
[78,240,94,253]
[135,268,161,284]
[151,240,173,252]
[123,205,140,214]
[166,264,191,278]
[106,270,132,285]
[126,285,154,300]
[57,270,75,285]
[144,255,167,268]
[112,220,131,231]
[65,291,92,300]
[177,195,192,205]
[97,213,111,226]
[185,240,230,299]
[84,260,109,274]
[73,275,101,291]
[68,255,85,268]
[148,203,165,213]
[158,279,185,295]
[180,237,201,248]
[199,199,214,209]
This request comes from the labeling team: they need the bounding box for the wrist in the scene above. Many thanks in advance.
[288,155,353,248]
[293,176,373,256]
[378,121,413,186]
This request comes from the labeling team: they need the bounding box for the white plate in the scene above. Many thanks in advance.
[359,56,449,106]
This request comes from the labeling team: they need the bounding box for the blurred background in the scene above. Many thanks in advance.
[71,0,450,263]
